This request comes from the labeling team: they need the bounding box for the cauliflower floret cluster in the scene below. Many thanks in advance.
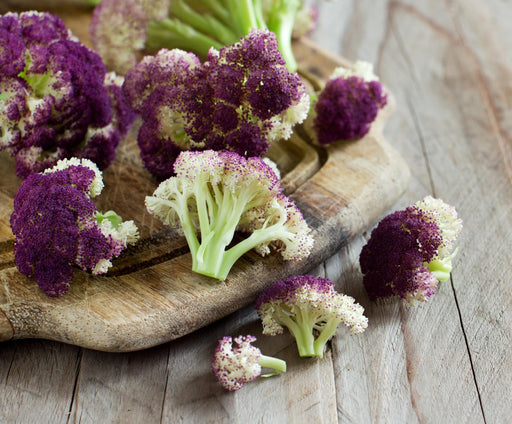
[211,335,286,391]
[122,29,310,180]
[0,11,135,178]
[359,196,463,303]
[145,150,314,280]
[255,275,368,357]
[311,61,388,145]
[10,158,140,296]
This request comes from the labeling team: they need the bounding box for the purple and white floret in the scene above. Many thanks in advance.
[359,196,463,303]
[145,150,314,280]
[122,29,309,180]
[90,0,169,74]
[211,335,286,391]
[0,11,136,178]
[310,60,388,145]
[10,158,140,296]
[255,275,368,358]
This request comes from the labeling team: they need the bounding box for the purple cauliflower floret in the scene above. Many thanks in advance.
[122,29,309,180]
[359,196,463,303]
[255,275,368,358]
[0,11,136,178]
[145,150,314,280]
[311,61,387,145]
[10,158,140,296]
[211,335,286,391]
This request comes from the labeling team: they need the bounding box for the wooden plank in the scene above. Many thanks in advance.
[67,345,170,423]
[0,341,79,424]
[415,1,512,422]
[379,1,511,422]
[303,17,475,419]
[325,238,482,423]
[309,0,511,423]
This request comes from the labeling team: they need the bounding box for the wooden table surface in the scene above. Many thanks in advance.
[1,0,511,423]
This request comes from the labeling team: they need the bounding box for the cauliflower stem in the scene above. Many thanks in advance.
[270,305,345,357]
[163,176,301,280]
[427,248,458,282]
[148,0,301,71]
[258,354,287,376]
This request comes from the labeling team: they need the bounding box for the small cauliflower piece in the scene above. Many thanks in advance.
[255,275,368,358]
[10,158,140,296]
[310,60,388,145]
[145,150,313,280]
[211,335,286,391]
[359,196,463,303]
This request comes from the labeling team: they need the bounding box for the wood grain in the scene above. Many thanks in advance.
[311,1,510,423]
[0,340,79,424]
[0,38,408,350]
[325,238,482,424]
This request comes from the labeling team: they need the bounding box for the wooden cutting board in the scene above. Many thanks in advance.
[0,21,410,351]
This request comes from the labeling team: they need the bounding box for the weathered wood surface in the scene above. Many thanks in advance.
[1,0,511,423]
